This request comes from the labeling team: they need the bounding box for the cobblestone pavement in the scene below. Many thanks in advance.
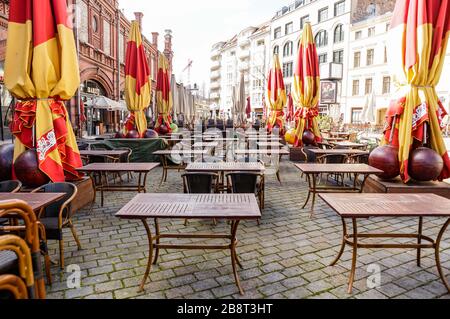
[45,160,450,299]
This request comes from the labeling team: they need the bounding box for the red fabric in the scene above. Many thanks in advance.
[124,113,136,132]
[125,40,151,95]
[246,96,251,119]
[79,100,87,123]
[285,94,294,122]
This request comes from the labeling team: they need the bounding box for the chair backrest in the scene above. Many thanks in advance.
[182,173,217,194]
[302,146,319,163]
[351,154,369,164]
[0,180,22,193]
[321,154,348,164]
[227,172,259,194]
[0,274,29,299]
[114,147,132,163]
[32,183,77,219]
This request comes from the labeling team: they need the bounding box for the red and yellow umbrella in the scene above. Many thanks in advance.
[5,0,82,183]
[285,93,294,123]
[124,21,152,136]
[384,0,450,182]
[266,54,286,135]
[292,22,321,147]
[154,54,173,134]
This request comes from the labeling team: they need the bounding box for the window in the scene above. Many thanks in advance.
[382,76,391,94]
[285,83,292,94]
[315,30,328,47]
[103,21,111,56]
[367,49,374,65]
[257,40,265,46]
[386,23,390,32]
[285,22,293,35]
[333,50,344,64]
[334,24,344,43]
[230,51,236,56]
[365,78,373,94]
[355,31,362,40]
[283,62,294,77]
[92,16,98,33]
[368,27,375,37]
[352,80,359,96]
[351,108,363,124]
[300,15,309,30]
[334,1,345,16]
[318,53,327,64]
[354,51,361,68]
[283,41,293,57]
[384,46,388,63]
[318,7,328,22]
[274,27,282,39]
[273,46,279,55]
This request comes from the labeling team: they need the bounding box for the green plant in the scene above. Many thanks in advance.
[317,115,333,131]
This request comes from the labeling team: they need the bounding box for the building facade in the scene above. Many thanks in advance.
[0,0,173,139]
[270,0,351,118]
[209,22,270,118]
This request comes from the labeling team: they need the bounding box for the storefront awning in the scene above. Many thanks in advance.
[85,96,126,111]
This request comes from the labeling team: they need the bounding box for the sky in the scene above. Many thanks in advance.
[119,0,283,93]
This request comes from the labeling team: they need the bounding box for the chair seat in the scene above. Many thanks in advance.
[0,218,7,225]
[0,251,18,275]
[40,218,63,241]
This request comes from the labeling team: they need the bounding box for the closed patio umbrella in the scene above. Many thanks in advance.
[292,22,321,147]
[171,74,179,120]
[237,71,246,126]
[124,21,151,136]
[5,0,83,183]
[155,54,173,133]
[4,0,84,298]
[285,93,294,123]
[384,0,450,182]
[266,54,287,135]
[246,96,251,119]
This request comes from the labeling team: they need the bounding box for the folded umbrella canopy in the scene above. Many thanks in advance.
[246,96,251,119]
[124,21,151,136]
[266,54,287,135]
[5,0,82,183]
[292,22,321,147]
[285,93,294,123]
[385,0,450,182]
[237,71,246,126]
[155,54,173,133]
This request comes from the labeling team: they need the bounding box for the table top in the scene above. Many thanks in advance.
[256,142,284,147]
[329,132,351,137]
[234,149,290,155]
[331,141,367,148]
[116,193,261,220]
[294,163,383,174]
[0,193,65,212]
[153,149,208,155]
[319,193,450,218]
[80,150,128,157]
[77,162,159,172]
[308,149,369,156]
[203,137,240,142]
[192,142,219,148]
[186,162,265,172]
[323,137,346,142]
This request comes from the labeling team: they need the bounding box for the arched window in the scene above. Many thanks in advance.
[283,41,293,57]
[334,24,344,43]
[273,45,280,55]
[315,30,328,48]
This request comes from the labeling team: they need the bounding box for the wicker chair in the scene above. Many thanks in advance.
[0,235,34,299]
[0,200,45,298]
[226,172,264,223]
[0,180,22,193]
[31,183,81,269]
[182,173,219,225]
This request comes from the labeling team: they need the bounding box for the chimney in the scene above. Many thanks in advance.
[134,12,143,30]
[164,29,173,53]
[151,32,159,48]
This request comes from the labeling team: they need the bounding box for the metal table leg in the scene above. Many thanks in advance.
[139,219,154,293]
[435,218,450,293]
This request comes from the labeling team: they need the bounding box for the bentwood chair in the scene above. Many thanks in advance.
[0,180,22,193]
[31,183,81,269]
[0,200,46,298]
[0,236,34,299]
[181,173,219,225]
[226,172,264,224]
[317,154,349,186]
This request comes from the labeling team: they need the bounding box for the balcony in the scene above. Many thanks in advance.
[238,50,250,60]
[210,92,220,100]
[210,81,221,90]
[210,70,221,80]
[238,38,250,47]
[210,60,221,71]
[320,63,343,80]
[210,48,221,59]
[239,62,250,71]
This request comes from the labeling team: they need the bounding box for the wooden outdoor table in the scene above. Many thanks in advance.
[323,137,346,142]
[192,142,219,148]
[153,149,208,184]
[308,149,369,157]
[331,141,368,149]
[320,193,450,294]
[77,163,159,207]
[0,193,65,212]
[234,149,290,156]
[79,150,128,157]
[256,142,284,148]
[116,193,261,295]
[329,132,350,138]
[294,163,383,212]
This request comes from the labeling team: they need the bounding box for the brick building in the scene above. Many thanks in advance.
[0,0,173,139]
